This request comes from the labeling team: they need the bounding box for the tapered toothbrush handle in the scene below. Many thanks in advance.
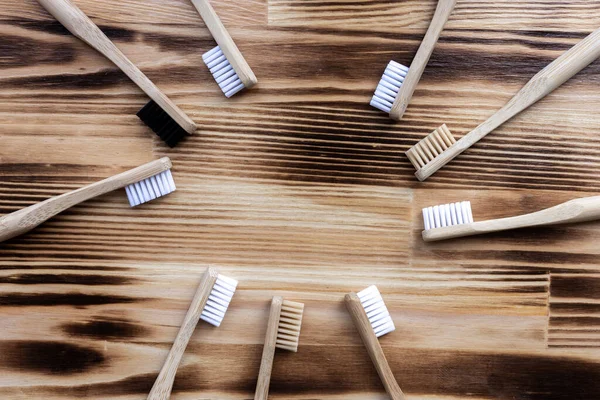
[345,293,405,400]
[423,195,600,242]
[35,0,196,134]
[254,296,283,400]
[389,0,457,121]
[0,158,172,243]
[415,26,600,181]
[147,268,219,400]
[190,0,257,88]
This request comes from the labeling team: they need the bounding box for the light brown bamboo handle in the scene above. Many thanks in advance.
[415,26,600,181]
[423,195,600,241]
[36,0,196,134]
[190,0,257,88]
[345,293,405,400]
[254,296,283,400]
[147,267,219,400]
[0,158,172,243]
[389,0,457,121]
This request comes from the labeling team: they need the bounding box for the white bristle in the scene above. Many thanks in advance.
[357,285,395,338]
[200,274,238,327]
[370,60,409,113]
[202,46,245,98]
[125,169,176,207]
[276,300,304,352]
[422,201,474,230]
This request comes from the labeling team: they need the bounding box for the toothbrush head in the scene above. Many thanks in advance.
[357,285,395,338]
[200,273,238,327]
[422,201,474,230]
[202,46,247,98]
[370,60,409,114]
[124,169,176,207]
[275,300,304,352]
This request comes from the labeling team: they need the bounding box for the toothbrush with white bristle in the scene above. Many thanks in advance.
[148,268,238,400]
[0,157,175,243]
[191,0,257,97]
[422,196,600,242]
[254,296,304,400]
[370,0,456,120]
[345,286,405,400]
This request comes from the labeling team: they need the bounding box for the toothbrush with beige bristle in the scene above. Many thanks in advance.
[148,267,238,400]
[406,26,600,181]
[0,157,176,243]
[371,0,457,120]
[345,286,405,400]
[191,0,258,97]
[422,196,600,242]
[254,296,304,400]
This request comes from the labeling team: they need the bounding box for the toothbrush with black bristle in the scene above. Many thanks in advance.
[36,0,196,147]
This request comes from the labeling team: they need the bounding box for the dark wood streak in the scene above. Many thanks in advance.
[0,292,140,306]
[0,34,75,68]
[2,68,133,89]
[3,18,138,42]
[0,341,105,375]
[0,273,134,285]
[550,275,600,300]
[549,274,600,348]
[61,318,150,340]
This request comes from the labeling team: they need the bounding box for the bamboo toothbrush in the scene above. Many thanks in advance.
[36,0,196,147]
[148,267,238,400]
[371,0,456,119]
[345,286,404,400]
[254,296,304,400]
[191,0,257,97]
[0,157,175,243]
[406,26,600,181]
[422,196,600,242]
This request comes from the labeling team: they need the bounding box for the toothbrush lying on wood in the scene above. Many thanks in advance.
[406,26,600,181]
[422,196,600,242]
[36,0,196,147]
[254,296,304,400]
[0,157,175,243]
[148,267,238,400]
[371,0,456,119]
[191,0,258,97]
[345,286,405,400]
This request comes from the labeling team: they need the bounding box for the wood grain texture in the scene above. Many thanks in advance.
[1,1,600,399]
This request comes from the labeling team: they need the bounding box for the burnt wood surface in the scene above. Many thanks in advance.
[1,0,600,399]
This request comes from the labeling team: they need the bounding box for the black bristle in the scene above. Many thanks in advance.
[136,100,187,148]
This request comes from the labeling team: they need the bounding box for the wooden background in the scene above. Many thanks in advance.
[1,0,600,399]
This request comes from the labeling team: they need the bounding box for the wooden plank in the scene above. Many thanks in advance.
[1,0,600,399]
[268,0,600,31]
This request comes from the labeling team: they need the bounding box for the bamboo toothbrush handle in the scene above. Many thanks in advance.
[0,158,172,244]
[35,0,196,134]
[389,0,457,121]
[254,296,283,400]
[423,195,600,241]
[190,0,257,88]
[345,293,405,400]
[148,268,219,400]
[415,26,600,181]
